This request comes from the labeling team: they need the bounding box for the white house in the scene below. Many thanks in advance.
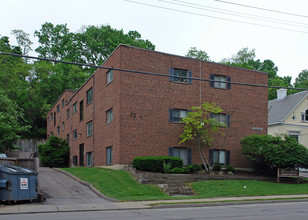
[268,89,308,148]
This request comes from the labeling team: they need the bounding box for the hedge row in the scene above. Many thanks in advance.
[132,156,183,173]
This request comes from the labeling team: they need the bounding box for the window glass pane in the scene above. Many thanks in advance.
[87,152,92,166]
[107,109,113,123]
[107,70,113,84]
[213,151,219,163]
[173,109,180,122]
[173,148,180,158]
[180,110,187,121]
[219,151,225,164]
[106,147,113,164]
[87,88,92,104]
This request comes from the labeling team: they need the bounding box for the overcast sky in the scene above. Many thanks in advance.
[1,0,308,82]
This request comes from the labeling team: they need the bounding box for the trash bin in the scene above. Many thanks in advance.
[0,165,38,202]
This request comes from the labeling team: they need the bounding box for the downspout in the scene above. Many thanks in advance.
[92,74,95,167]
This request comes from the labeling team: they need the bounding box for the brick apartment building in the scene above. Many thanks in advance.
[47,45,268,169]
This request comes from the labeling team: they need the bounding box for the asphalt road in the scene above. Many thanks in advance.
[38,167,109,205]
[2,201,308,220]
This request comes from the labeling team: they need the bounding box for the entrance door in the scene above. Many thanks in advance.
[79,144,84,166]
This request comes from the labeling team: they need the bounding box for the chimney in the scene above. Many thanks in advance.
[277,88,287,100]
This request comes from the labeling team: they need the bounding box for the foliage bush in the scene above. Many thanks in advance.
[226,165,235,172]
[212,164,222,171]
[170,167,187,174]
[38,136,69,167]
[241,134,308,175]
[132,156,183,173]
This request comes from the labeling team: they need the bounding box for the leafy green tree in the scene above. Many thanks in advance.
[0,89,30,152]
[34,22,155,66]
[180,102,227,171]
[221,47,255,64]
[241,134,308,175]
[221,47,293,100]
[294,69,308,89]
[185,47,211,61]
[11,29,33,57]
[38,136,69,167]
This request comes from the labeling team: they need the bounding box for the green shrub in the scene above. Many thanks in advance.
[163,161,172,173]
[186,164,202,173]
[38,136,69,167]
[132,156,183,173]
[226,165,235,172]
[212,164,222,171]
[170,167,186,174]
[241,134,308,175]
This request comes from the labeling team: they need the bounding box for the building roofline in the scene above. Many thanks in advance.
[268,91,308,123]
[117,44,268,75]
[48,89,76,114]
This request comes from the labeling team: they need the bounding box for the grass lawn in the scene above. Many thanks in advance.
[62,167,308,201]
[190,179,308,198]
[61,167,169,201]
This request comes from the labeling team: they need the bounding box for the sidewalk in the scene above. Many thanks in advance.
[1,194,308,215]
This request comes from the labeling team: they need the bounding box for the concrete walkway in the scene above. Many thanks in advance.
[1,194,308,214]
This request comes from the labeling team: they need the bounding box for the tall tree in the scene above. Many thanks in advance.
[185,47,211,61]
[34,22,155,66]
[221,47,292,100]
[294,69,308,89]
[0,89,30,152]
[11,29,33,57]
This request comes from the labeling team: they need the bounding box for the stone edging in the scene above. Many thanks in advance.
[52,168,118,202]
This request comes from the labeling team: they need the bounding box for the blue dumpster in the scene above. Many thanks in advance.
[0,165,38,202]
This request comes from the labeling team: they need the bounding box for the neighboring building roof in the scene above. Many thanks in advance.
[268,90,308,125]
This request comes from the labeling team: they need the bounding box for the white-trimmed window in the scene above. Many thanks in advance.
[86,121,92,137]
[301,110,308,122]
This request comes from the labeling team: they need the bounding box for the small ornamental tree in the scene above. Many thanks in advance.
[241,134,308,175]
[180,102,227,171]
[38,136,69,167]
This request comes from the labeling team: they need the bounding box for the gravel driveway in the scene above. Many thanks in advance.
[38,167,110,205]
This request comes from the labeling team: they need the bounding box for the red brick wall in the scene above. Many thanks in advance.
[117,46,268,168]
[47,45,268,169]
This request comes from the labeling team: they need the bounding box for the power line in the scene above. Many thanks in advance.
[124,0,308,33]
[0,51,306,91]
[172,0,308,28]
[215,0,308,19]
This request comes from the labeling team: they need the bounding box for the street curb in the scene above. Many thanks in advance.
[151,198,308,209]
[52,168,118,202]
